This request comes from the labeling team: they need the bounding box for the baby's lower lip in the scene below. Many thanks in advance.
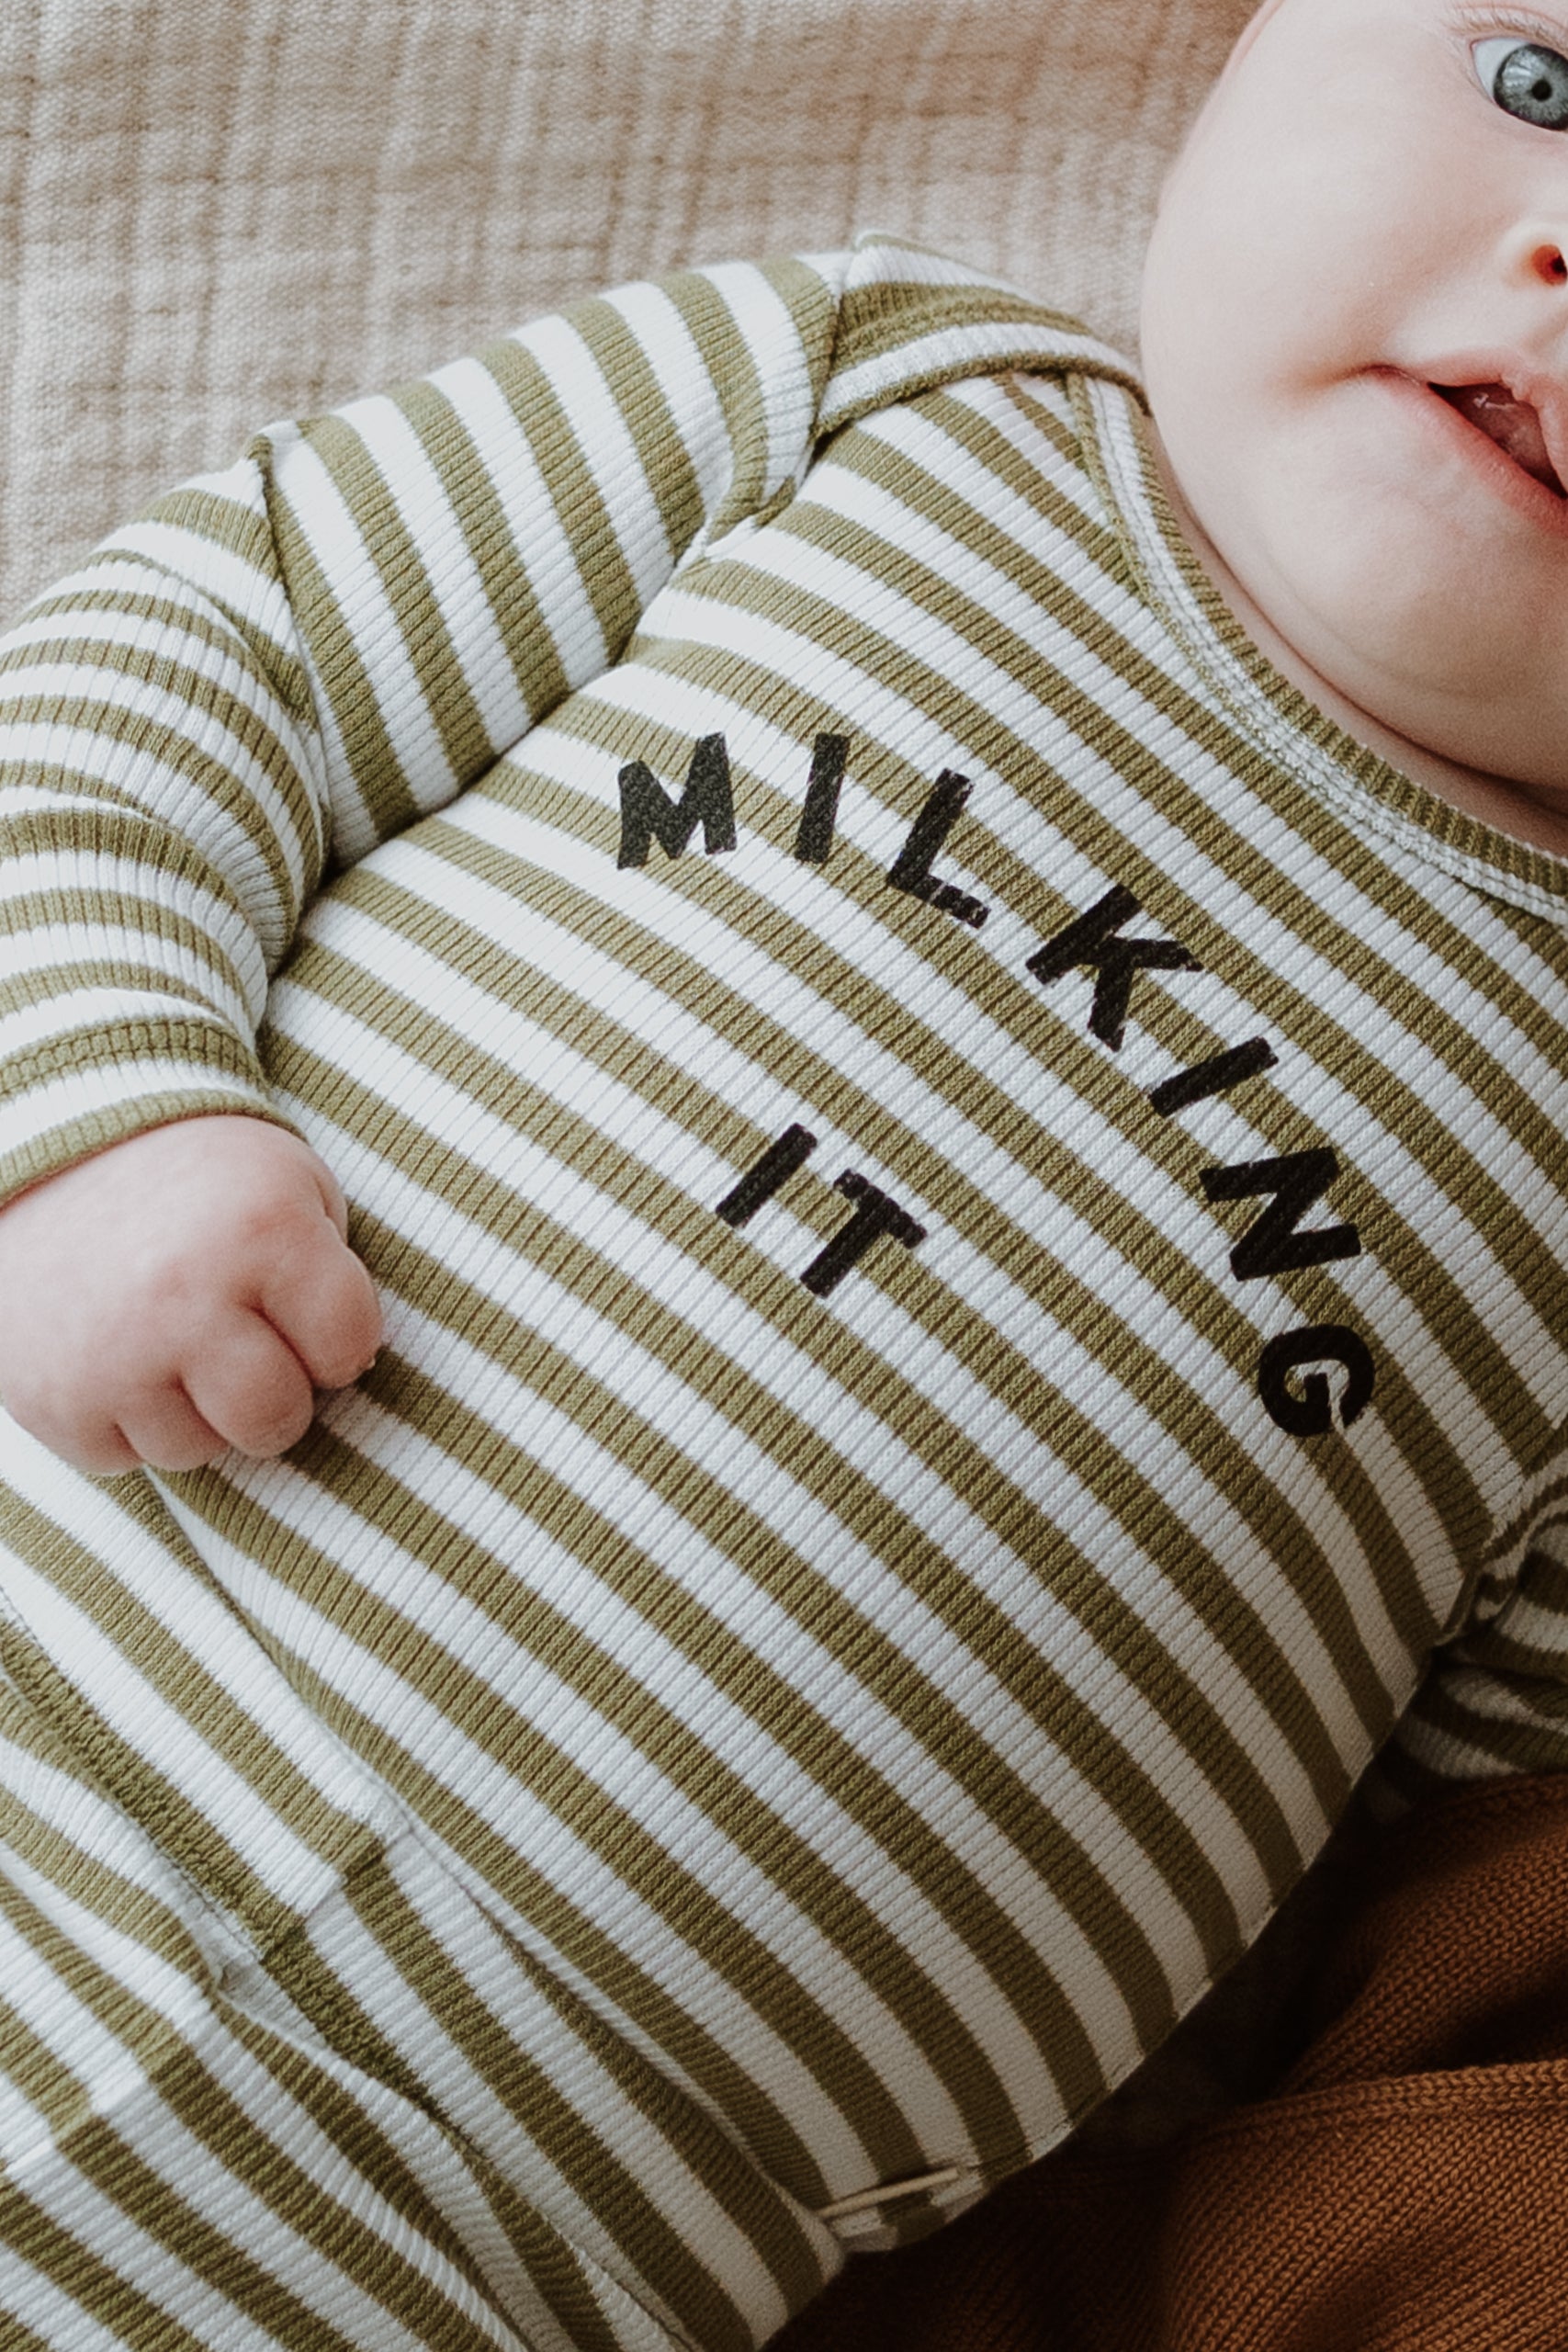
[1366,369,1568,537]
[1428,381,1565,496]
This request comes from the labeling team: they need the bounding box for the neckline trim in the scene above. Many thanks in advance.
[1078,368,1568,923]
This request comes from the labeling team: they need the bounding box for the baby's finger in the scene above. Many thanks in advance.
[308,1152,352,1245]
[256,1231,383,1392]
[2,1394,144,1476]
[111,1383,234,1473]
[181,1316,319,1460]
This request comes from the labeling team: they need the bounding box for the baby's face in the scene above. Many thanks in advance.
[1141,0,1568,826]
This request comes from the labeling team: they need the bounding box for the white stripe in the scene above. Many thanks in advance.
[423,747,1398,1721]
[428,353,611,688]
[682,262,822,503]
[0,1545,356,1921]
[0,702,301,969]
[627,468,1568,1439]
[501,312,676,614]
[266,963,1268,2003]
[330,392,527,750]
[0,1056,271,1167]
[0,846,271,1012]
[266,431,456,817]
[159,1449,926,2180]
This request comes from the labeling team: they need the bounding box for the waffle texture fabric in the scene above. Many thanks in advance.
[0,0,1254,621]
[3,235,1568,2349]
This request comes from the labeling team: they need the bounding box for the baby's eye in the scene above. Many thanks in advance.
[1473,34,1568,126]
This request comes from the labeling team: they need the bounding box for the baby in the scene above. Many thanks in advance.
[5,0,1568,2345]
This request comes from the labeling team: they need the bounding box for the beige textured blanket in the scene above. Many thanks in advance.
[0,0,1252,619]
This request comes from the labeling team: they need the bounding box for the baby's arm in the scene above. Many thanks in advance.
[0,1115,381,1472]
[0,250,873,1469]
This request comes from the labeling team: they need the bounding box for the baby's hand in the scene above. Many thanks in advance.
[0,1115,383,1474]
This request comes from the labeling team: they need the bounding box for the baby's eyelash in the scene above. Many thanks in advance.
[1451,4,1568,51]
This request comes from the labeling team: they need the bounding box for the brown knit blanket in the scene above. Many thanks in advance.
[775,1775,1568,2352]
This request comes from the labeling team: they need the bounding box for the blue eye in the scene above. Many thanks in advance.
[1473,34,1568,125]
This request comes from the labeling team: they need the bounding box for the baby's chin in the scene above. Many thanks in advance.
[1167,424,1568,817]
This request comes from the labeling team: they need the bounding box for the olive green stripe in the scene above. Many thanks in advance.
[569,298,708,570]
[343,1290,1112,2133]
[999,369,1124,499]
[894,373,1135,587]
[1480,1478,1568,1568]
[192,1379,1018,2181]
[1400,1683,1568,1776]
[0,1013,261,1098]
[1455,1623,1568,1679]
[829,279,1106,387]
[0,1489,379,1939]
[662,260,818,537]
[339,1851,807,2349]
[0,685,308,923]
[1,573,314,736]
[141,480,282,574]
[296,842,1367,1838]
[265,456,421,839]
[0,1957,177,2154]
[256,1869,671,2352]
[464,330,643,677]
[1485,892,1568,1007]
[318,389,501,786]
[0,2034,498,2352]
[269,995,1262,2016]
[408,762,1416,1762]
[0,956,248,1037]
[668,506,1521,1522]
[0,1772,202,2028]
[0,1087,289,1210]
[391,372,573,732]
[0,2305,50,2352]
[185,1451,927,2195]
[824,394,1568,1329]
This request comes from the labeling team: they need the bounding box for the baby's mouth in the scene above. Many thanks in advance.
[1430,381,1567,497]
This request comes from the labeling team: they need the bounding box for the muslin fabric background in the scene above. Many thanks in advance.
[0,0,1255,623]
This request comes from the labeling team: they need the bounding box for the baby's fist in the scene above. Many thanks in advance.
[0,1114,383,1474]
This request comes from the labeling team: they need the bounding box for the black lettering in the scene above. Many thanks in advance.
[1026,883,1201,1050]
[1258,1325,1376,1435]
[1200,1148,1362,1281]
[617,732,737,868]
[716,1124,818,1227]
[1147,1037,1278,1116]
[886,771,988,929]
[793,734,851,863]
[802,1171,927,1296]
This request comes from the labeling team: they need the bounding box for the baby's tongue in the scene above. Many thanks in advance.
[1435,381,1562,492]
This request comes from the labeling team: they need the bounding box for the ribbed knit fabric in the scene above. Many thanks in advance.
[4,233,1568,2348]
[773,1772,1568,2352]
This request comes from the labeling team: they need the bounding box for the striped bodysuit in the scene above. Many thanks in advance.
[5,236,1568,2350]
